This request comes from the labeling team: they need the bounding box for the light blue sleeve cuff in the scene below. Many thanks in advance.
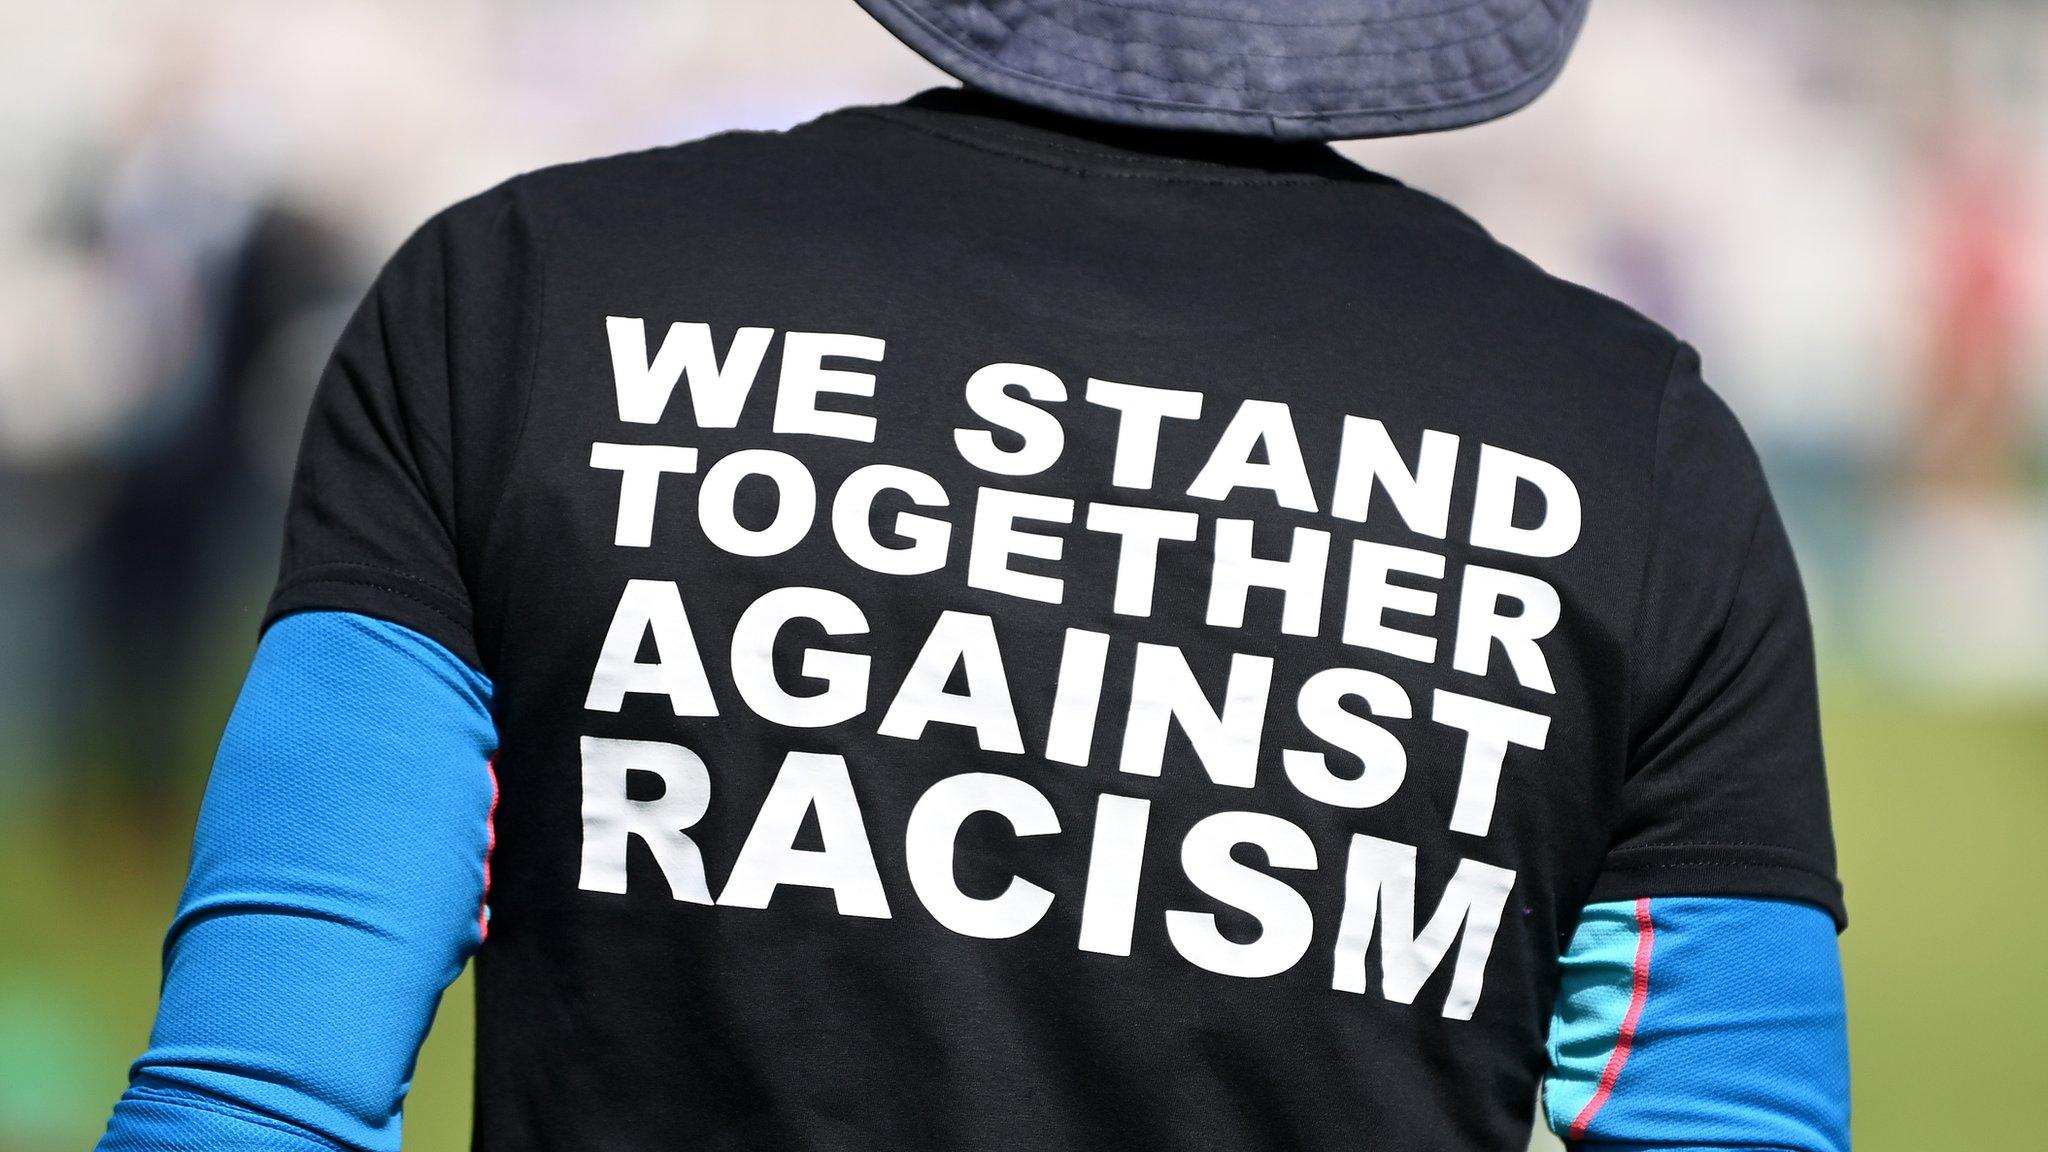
[1575,1144,1822,1151]
[1546,897,1850,1152]
[95,611,497,1152]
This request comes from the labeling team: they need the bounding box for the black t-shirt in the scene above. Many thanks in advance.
[269,87,1842,1152]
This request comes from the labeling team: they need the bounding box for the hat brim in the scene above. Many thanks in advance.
[856,0,1590,141]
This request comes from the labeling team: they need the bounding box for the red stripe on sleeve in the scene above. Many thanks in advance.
[1568,896,1656,1140]
[479,754,499,942]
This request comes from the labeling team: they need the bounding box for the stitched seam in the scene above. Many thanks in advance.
[274,575,470,632]
[922,112,1366,178]
[124,1086,353,1151]
[284,560,467,601]
[1606,840,1825,851]
[1567,896,1654,1139]
[853,109,1339,185]
[1050,0,1509,31]
[1599,859,1841,881]
[950,2,1555,97]
[275,562,471,625]
[1015,0,1551,63]
[948,121,1287,169]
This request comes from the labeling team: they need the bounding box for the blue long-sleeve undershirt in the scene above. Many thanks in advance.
[1546,897,1851,1151]
[97,611,496,1152]
[97,611,1846,1151]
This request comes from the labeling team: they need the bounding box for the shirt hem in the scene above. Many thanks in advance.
[265,566,480,671]
[1589,845,1845,930]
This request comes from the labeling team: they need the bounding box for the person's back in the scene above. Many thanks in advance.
[307,90,1821,1149]
[98,8,1851,1152]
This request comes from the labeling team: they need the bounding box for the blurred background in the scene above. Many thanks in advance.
[0,1,2042,1148]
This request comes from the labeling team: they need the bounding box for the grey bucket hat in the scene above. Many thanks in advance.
[854,0,1591,140]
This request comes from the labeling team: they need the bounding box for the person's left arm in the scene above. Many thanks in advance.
[1546,348,1851,1151]
[1545,896,1849,1152]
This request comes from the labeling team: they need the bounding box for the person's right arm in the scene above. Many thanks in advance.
[97,610,496,1152]
[99,176,539,1151]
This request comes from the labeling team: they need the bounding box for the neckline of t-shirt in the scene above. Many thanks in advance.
[847,87,1386,186]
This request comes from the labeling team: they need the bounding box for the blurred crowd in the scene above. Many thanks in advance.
[0,0,2043,796]
[0,4,2042,1150]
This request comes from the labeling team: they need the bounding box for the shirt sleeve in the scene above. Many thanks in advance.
[1591,345,1844,926]
[96,611,498,1152]
[264,180,544,671]
[1544,897,1850,1152]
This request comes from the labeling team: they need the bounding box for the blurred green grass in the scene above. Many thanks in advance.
[2,683,2041,1150]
